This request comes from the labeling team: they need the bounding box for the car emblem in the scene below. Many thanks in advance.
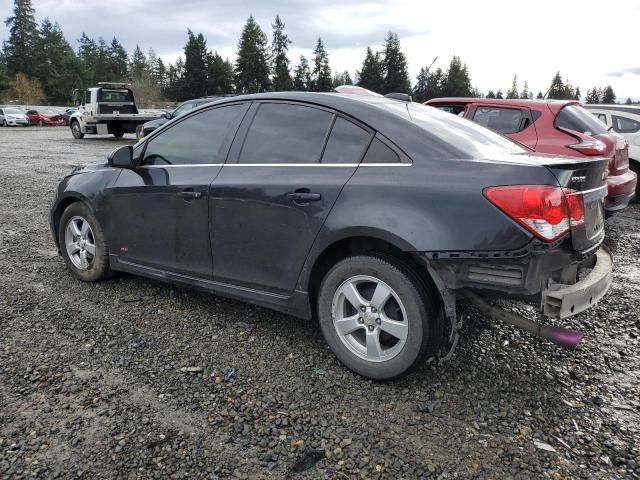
[571,176,587,183]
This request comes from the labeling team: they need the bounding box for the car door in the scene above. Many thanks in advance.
[469,105,538,149]
[106,103,249,276]
[210,101,373,295]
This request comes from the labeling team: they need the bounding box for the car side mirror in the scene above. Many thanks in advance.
[108,145,135,168]
[162,111,172,120]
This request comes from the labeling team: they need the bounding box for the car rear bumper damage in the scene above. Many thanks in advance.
[423,244,613,350]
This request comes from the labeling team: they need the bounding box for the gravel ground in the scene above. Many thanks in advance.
[1,127,639,479]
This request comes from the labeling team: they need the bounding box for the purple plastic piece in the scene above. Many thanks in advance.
[540,326,584,349]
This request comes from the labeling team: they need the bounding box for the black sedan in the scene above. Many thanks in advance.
[137,96,222,139]
[50,92,612,380]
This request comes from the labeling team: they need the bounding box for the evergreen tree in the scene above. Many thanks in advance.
[107,37,129,81]
[585,87,600,104]
[574,86,581,101]
[520,80,530,100]
[546,71,575,100]
[424,67,445,100]
[601,85,615,104]
[626,97,633,105]
[332,71,353,87]
[442,56,472,97]
[536,91,544,99]
[356,47,384,93]
[292,55,311,91]
[130,45,148,81]
[496,89,504,99]
[311,37,332,92]
[77,33,99,86]
[35,18,81,103]
[235,16,270,93]
[486,90,496,99]
[207,51,234,94]
[183,30,208,98]
[270,15,293,91]
[0,69,10,100]
[382,31,410,94]
[506,75,519,99]
[412,67,429,102]
[3,0,38,77]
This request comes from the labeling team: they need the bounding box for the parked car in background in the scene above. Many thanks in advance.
[0,107,29,127]
[138,96,223,139]
[585,105,640,196]
[61,108,77,126]
[426,98,637,215]
[26,109,65,126]
[50,92,612,380]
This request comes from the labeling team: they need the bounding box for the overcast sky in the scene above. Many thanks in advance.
[4,0,640,100]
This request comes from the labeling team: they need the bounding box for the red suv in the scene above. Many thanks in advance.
[426,98,637,215]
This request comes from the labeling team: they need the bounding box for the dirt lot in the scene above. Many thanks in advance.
[1,127,639,479]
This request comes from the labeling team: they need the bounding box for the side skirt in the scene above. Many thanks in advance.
[110,255,312,320]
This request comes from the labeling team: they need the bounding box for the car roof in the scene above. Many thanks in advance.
[583,104,640,115]
[426,97,578,108]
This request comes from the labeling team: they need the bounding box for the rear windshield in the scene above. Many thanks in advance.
[556,105,608,135]
[4,108,22,114]
[406,103,527,158]
[98,89,133,102]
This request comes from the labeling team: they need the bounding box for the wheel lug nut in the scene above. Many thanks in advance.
[367,325,374,332]
[358,317,364,323]
[371,307,377,313]
[360,306,366,312]
[376,318,381,324]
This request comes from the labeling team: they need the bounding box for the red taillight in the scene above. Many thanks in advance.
[484,185,584,242]
[567,140,606,156]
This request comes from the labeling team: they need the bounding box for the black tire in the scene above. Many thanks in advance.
[317,254,443,380]
[71,121,84,139]
[113,131,124,138]
[630,162,639,200]
[58,202,111,282]
[2,119,6,127]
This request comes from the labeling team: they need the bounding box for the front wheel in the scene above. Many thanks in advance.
[2,119,7,127]
[70,121,84,139]
[317,255,443,380]
[58,202,111,282]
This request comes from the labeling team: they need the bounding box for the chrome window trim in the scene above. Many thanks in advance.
[139,163,411,168]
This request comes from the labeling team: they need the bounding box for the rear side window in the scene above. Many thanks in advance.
[592,113,608,123]
[556,105,608,135]
[433,105,466,116]
[362,137,401,163]
[240,103,333,164]
[473,107,526,133]
[142,104,245,166]
[612,115,640,133]
[322,117,371,163]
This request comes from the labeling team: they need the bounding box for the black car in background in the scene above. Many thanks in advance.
[61,108,77,126]
[50,92,612,380]
[137,96,223,139]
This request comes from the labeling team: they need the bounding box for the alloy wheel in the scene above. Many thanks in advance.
[64,216,96,270]
[331,275,409,362]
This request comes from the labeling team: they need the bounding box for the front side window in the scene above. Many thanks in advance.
[322,117,372,163]
[473,107,525,134]
[239,103,333,164]
[434,105,466,116]
[142,104,245,166]
[172,102,195,118]
[612,115,640,134]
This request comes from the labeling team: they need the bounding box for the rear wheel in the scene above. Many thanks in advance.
[71,121,83,139]
[317,255,442,380]
[58,202,111,282]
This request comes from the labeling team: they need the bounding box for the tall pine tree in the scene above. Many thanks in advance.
[382,32,410,94]
[412,67,429,102]
[356,47,384,93]
[601,85,615,104]
[207,51,234,94]
[311,37,332,92]
[107,38,128,81]
[442,56,472,97]
[235,16,271,93]
[3,0,38,77]
[183,30,208,98]
[270,15,293,91]
[292,55,311,91]
[506,75,519,99]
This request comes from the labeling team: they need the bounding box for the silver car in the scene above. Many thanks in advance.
[0,107,29,127]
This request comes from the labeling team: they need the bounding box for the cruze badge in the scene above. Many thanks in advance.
[571,176,587,183]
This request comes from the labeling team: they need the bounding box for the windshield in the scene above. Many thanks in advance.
[173,102,195,117]
[556,105,609,135]
[4,108,22,115]
[406,103,527,159]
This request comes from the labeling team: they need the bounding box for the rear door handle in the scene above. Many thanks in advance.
[287,192,321,202]
[179,191,202,200]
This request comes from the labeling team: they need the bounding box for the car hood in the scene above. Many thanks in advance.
[143,117,169,129]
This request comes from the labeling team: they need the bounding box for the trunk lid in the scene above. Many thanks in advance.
[543,156,608,252]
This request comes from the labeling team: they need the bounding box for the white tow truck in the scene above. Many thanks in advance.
[69,82,162,139]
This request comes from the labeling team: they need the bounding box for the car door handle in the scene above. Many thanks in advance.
[287,191,322,202]
[179,191,202,200]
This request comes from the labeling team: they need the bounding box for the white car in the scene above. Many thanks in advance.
[585,105,640,192]
[0,107,29,127]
